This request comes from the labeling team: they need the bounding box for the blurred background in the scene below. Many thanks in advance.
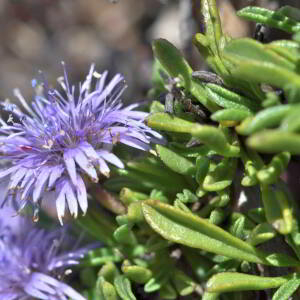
[0,0,299,103]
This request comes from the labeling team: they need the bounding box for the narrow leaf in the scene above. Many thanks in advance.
[114,275,136,300]
[272,278,300,300]
[156,144,196,176]
[142,200,272,265]
[206,272,289,293]
[237,6,300,33]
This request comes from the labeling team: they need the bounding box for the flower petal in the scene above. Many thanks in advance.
[74,149,98,183]
[97,150,124,168]
[65,181,78,218]
[63,150,77,186]
[76,175,87,215]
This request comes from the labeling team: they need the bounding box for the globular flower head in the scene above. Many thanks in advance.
[0,206,91,300]
[0,64,162,223]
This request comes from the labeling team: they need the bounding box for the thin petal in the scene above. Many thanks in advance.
[76,175,87,215]
[48,166,64,188]
[63,150,77,186]
[97,150,124,168]
[33,167,50,202]
[78,141,99,161]
[0,166,18,179]
[59,282,87,300]
[65,181,78,218]
[56,184,66,225]
[9,168,27,189]
[74,150,98,183]
[119,137,150,151]
[98,158,110,177]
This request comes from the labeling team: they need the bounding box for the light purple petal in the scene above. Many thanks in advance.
[65,181,78,218]
[9,168,27,189]
[97,150,124,168]
[59,282,86,300]
[33,167,50,202]
[21,177,35,201]
[48,166,64,188]
[119,137,150,151]
[0,166,18,179]
[76,175,87,215]
[78,141,99,161]
[56,183,66,225]
[98,158,110,177]
[74,149,98,183]
[63,150,77,186]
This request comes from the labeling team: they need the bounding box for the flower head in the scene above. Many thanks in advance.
[0,206,91,300]
[0,64,162,223]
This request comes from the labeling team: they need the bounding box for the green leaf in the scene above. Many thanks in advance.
[82,249,122,268]
[237,6,300,33]
[202,158,237,192]
[150,100,165,113]
[147,112,195,133]
[96,277,119,300]
[224,59,300,95]
[236,105,294,135]
[192,0,228,76]
[261,184,293,235]
[191,126,240,157]
[152,39,192,89]
[211,108,252,123]
[176,189,198,203]
[206,83,260,112]
[196,156,210,185]
[122,265,153,284]
[114,275,136,300]
[200,0,223,53]
[142,200,276,265]
[247,130,300,154]
[247,207,267,224]
[159,282,177,299]
[209,209,226,225]
[272,278,300,300]
[119,188,148,205]
[156,144,196,176]
[144,272,169,293]
[99,262,120,283]
[278,6,300,21]
[266,40,300,65]
[247,222,276,246]
[151,59,167,94]
[206,272,290,293]
[257,152,291,185]
[229,215,246,239]
[265,253,299,267]
[202,292,220,300]
[190,80,220,112]
[113,224,137,246]
[280,105,300,132]
[224,38,295,70]
[172,270,196,296]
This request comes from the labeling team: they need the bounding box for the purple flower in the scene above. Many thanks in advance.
[0,64,162,223]
[0,206,91,300]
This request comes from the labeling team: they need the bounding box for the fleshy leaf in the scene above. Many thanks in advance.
[142,200,289,265]
[237,6,300,33]
[272,278,300,300]
[206,272,290,293]
[156,145,196,176]
[114,275,136,300]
